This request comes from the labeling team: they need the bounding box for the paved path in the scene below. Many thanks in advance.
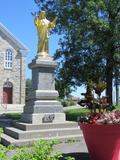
[63,105,82,111]
[54,139,90,160]
[7,140,90,160]
[0,104,24,114]
[0,104,82,113]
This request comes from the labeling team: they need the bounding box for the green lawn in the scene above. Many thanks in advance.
[4,113,21,120]
[65,108,89,121]
[0,128,3,135]
[115,104,120,110]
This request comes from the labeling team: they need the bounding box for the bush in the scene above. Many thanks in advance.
[61,100,77,107]
[0,144,8,160]
[0,136,75,160]
[12,140,75,160]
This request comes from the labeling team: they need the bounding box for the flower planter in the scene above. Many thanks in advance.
[80,123,120,160]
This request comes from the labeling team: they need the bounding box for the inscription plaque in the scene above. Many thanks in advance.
[42,114,55,123]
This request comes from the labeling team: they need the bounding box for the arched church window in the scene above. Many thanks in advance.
[4,49,13,69]
[3,79,13,88]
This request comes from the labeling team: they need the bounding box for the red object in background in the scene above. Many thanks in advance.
[3,87,12,104]
[80,123,120,160]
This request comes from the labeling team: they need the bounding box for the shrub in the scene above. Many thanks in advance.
[12,140,75,160]
[0,139,75,160]
[61,100,76,107]
[0,144,8,160]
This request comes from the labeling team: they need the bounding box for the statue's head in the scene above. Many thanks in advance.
[39,11,46,19]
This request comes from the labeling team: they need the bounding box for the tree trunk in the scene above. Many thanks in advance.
[115,80,119,105]
[115,67,119,105]
[106,8,117,106]
[106,58,113,106]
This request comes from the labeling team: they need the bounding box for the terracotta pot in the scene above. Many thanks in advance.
[80,123,120,160]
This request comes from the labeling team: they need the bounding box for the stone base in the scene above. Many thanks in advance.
[1,121,82,146]
[28,90,59,100]
[24,100,63,113]
[35,52,51,59]
[21,113,66,124]
[29,56,57,69]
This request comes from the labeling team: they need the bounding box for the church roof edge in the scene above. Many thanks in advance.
[0,22,29,54]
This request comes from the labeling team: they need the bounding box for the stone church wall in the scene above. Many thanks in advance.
[0,35,26,104]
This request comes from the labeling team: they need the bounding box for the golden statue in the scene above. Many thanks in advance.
[34,11,57,57]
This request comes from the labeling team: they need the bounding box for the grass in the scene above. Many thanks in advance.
[0,128,3,135]
[4,113,22,120]
[115,104,120,110]
[65,108,89,121]
[65,104,120,122]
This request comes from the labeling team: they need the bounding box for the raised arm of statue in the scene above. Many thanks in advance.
[49,16,57,28]
[34,15,38,25]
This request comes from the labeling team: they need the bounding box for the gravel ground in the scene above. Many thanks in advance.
[53,139,90,160]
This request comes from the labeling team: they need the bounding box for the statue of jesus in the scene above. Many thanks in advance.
[34,11,57,57]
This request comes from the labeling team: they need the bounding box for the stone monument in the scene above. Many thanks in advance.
[1,11,81,146]
[21,11,65,123]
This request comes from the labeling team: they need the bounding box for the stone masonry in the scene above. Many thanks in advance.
[21,56,66,123]
[0,23,28,104]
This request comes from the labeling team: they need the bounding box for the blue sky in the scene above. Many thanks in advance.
[0,0,60,78]
[0,0,85,98]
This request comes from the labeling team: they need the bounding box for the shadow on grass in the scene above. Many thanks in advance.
[4,113,21,120]
[0,113,21,128]
[60,152,90,160]
[0,114,13,128]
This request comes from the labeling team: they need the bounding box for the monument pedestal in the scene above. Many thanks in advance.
[1,56,81,146]
[21,56,65,124]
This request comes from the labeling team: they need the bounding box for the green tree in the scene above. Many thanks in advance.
[34,0,120,105]
[94,81,106,99]
[55,79,72,99]
[25,79,32,102]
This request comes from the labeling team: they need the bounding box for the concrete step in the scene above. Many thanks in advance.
[4,127,82,140]
[1,133,83,147]
[13,121,79,131]
[0,104,24,109]
[0,104,24,113]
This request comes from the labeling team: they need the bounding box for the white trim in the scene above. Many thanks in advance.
[4,49,13,69]
[0,22,29,56]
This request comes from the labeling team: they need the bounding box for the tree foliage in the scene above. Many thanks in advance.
[25,79,32,102]
[34,0,120,105]
[55,79,72,99]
